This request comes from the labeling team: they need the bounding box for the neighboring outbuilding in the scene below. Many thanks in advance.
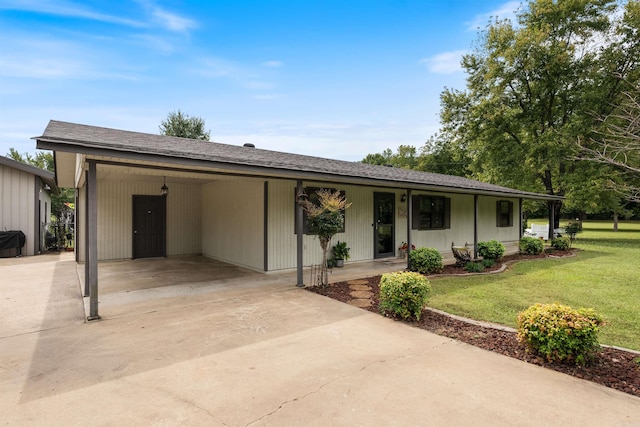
[34,120,561,319]
[0,155,56,257]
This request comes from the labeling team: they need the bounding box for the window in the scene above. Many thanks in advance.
[496,200,513,227]
[295,187,346,234]
[411,195,450,230]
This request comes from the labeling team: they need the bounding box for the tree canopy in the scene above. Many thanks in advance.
[438,0,640,224]
[578,82,640,203]
[6,148,74,220]
[159,110,211,141]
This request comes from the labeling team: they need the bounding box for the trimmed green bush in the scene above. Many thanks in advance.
[519,236,544,255]
[477,240,505,260]
[517,303,604,365]
[409,247,443,274]
[379,272,431,320]
[464,261,484,273]
[482,258,495,268]
[551,236,571,251]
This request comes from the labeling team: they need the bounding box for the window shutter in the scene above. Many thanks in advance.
[443,197,451,229]
[411,195,420,230]
[496,200,501,227]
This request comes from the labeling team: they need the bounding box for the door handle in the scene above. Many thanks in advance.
[134,230,138,234]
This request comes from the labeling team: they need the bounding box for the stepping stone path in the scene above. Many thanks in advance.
[346,279,373,308]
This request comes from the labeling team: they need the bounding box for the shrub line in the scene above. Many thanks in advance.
[426,307,640,356]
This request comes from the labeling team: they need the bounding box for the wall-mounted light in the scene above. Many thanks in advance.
[400,193,407,203]
[161,176,168,196]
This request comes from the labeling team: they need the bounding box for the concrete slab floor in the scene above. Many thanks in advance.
[1,253,639,426]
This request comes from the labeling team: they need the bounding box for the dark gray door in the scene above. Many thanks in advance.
[374,192,395,258]
[133,195,166,259]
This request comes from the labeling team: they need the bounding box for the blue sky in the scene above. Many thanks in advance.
[0,0,519,161]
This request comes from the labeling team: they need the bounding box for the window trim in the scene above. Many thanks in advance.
[496,200,514,227]
[411,195,451,230]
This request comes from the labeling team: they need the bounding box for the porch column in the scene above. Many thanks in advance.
[295,180,304,286]
[519,198,523,239]
[83,172,89,297]
[473,195,479,259]
[406,189,412,270]
[549,201,555,240]
[86,160,100,320]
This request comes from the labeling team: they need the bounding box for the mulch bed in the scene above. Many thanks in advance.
[307,251,640,398]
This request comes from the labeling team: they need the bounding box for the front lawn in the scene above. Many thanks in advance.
[427,221,640,351]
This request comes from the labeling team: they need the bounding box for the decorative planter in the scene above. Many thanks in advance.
[335,259,344,268]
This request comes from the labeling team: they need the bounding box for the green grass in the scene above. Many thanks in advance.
[428,220,640,350]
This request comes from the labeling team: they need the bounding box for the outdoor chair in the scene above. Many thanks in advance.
[451,241,472,267]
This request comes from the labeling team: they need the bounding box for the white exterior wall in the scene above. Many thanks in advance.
[78,178,201,261]
[0,163,37,256]
[477,196,520,243]
[38,185,52,251]
[202,179,264,271]
[267,180,408,271]
[409,193,475,252]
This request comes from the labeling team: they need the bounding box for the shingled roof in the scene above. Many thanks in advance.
[35,120,558,200]
[0,155,57,192]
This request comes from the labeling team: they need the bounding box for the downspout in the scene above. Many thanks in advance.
[406,189,412,270]
[473,194,479,259]
[296,180,304,286]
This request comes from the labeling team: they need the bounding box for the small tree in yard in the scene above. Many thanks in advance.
[301,189,351,287]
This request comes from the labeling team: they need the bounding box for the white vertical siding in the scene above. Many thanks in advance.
[202,179,264,270]
[0,164,36,256]
[167,182,201,256]
[85,178,202,261]
[410,193,475,252]
[409,193,519,254]
[267,181,407,271]
[477,196,520,242]
[38,184,52,251]
[266,179,296,270]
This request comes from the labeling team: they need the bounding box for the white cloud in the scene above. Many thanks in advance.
[466,1,520,31]
[152,7,197,32]
[420,50,467,74]
[1,0,197,33]
[262,60,283,68]
[0,36,139,81]
[0,0,146,28]
[193,57,274,90]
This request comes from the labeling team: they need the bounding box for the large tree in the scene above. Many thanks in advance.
[361,140,470,177]
[159,110,211,141]
[578,82,640,203]
[439,0,640,226]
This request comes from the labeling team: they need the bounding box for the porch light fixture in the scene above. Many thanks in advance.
[161,176,168,196]
[400,193,407,203]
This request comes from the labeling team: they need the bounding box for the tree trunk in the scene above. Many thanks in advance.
[320,238,330,287]
[548,200,561,229]
[613,212,619,232]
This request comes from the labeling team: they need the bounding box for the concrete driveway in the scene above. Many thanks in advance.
[1,254,639,426]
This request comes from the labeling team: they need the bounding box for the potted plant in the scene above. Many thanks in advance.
[332,241,350,267]
[398,242,415,259]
